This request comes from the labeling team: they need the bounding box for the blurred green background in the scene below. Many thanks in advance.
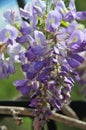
[0,0,86,130]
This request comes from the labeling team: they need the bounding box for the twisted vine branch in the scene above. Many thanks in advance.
[0,106,86,130]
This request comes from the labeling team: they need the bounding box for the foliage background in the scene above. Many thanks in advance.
[0,0,86,130]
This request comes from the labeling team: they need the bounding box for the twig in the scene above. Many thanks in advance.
[61,105,78,119]
[0,106,86,130]
[0,106,35,117]
[50,111,86,130]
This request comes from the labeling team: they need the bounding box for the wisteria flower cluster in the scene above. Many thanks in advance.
[0,0,86,121]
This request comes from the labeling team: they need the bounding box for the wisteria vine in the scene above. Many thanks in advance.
[0,0,86,127]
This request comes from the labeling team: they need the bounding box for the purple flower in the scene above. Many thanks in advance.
[25,31,50,60]
[24,0,46,15]
[69,0,76,11]
[46,10,62,32]
[37,67,54,82]
[16,35,28,44]
[22,64,30,72]
[14,79,39,96]
[67,53,84,68]
[76,11,86,20]
[64,11,76,21]
[20,8,38,28]
[0,58,15,79]
[0,25,18,44]
[7,42,25,62]
[13,79,31,95]
[27,71,37,80]
[16,22,32,44]
[20,8,30,19]
[67,30,86,52]
[65,0,76,21]
[68,30,84,45]
[3,10,19,24]
[20,22,32,35]
[34,61,45,71]
[20,0,46,28]
[31,45,49,56]
[55,0,86,22]
[67,22,78,34]
[55,0,67,17]
[67,0,86,21]
[34,31,46,46]
[25,47,37,62]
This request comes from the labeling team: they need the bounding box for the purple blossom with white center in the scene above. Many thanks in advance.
[67,30,86,53]
[0,25,18,44]
[68,30,84,45]
[46,10,62,32]
[34,31,46,46]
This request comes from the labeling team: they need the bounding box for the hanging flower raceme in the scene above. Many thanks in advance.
[0,24,25,79]
[14,0,86,111]
[1,0,86,122]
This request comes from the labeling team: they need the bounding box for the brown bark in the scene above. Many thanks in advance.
[0,106,86,130]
